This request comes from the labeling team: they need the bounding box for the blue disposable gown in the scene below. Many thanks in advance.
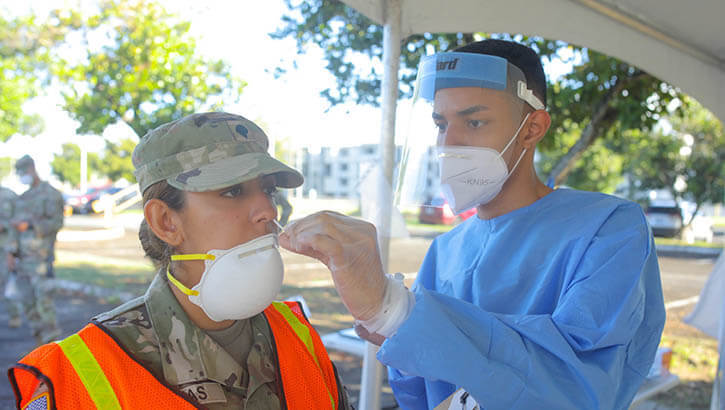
[378,189,665,410]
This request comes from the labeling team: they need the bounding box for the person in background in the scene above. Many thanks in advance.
[0,180,22,328]
[10,154,64,345]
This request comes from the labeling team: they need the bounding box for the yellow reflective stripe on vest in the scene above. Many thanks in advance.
[271,302,319,366]
[57,334,122,410]
[271,302,335,409]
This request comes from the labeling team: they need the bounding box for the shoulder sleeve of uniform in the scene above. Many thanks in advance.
[93,296,146,323]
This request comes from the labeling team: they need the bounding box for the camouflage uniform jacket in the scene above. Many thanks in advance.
[94,273,351,409]
[14,182,64,263]
[0,186,18,259]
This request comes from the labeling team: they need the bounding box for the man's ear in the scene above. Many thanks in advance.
[144,199,183,247]
[520,110,551,150]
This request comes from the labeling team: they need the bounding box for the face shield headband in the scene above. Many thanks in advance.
[416,52,545,110]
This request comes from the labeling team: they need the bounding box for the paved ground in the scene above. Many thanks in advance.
[0,294,112,409]
[0,216,719,408]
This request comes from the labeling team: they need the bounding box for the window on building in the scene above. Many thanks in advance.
[324,164,331,176]
[340,178,348,186]
[341,163,348,171]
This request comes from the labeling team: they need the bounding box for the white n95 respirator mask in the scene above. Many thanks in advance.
[167,233,284,321]
[437,113,530,214]
[19,174,33,185]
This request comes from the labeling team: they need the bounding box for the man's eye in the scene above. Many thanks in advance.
[221,186,243,198]
[263,186,278,196]
[468,119,486,128]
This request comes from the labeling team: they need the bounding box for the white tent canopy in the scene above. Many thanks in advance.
[342,0,725,122]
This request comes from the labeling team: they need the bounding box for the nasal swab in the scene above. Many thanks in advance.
[273,219,285,233]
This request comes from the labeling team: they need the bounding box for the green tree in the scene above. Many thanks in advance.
[0,14,62,141]
[51,143,101,186]
[97,138,137,183]
[51,0,244,137]
[629,99,725,225]
[272,1,684,191]
[0,157,13,180]
[271,1,475,106]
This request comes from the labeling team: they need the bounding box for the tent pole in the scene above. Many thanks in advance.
[360,0,402,409]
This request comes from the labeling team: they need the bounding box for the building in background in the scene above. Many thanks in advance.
[299,144,440,200]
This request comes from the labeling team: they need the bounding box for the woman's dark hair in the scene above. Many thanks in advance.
[138,181,185,270]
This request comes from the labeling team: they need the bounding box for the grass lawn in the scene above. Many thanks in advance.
[654,237,724,249]
[714,216,725,229]
[651,306,718,408]
[55,259,155,297]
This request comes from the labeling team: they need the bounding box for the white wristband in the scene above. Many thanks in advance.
[356,273,415,338]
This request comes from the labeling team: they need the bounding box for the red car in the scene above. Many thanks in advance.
[418,196,476,225]
[65,185,112,214]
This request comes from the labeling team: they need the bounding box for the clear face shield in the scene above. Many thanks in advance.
[394,52,545,216]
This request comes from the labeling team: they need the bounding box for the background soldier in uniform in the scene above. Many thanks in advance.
[0,182,22,328]
[11,155,64,345]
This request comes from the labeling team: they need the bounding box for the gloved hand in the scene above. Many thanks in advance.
[279,211,386,321]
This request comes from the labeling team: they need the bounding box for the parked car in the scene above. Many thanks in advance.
[64,185,112,214]
[419,196,476,225]
[645,205,683,238]
[90,186,139,213]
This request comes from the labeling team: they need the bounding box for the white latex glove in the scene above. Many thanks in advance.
[279,211,386,321]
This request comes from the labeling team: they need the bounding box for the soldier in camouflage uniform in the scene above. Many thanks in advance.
[0,182,22,327]
[12,113,352,409]
[12,155,64,344]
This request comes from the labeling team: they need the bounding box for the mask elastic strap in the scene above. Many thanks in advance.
[509,148,528,175]
[499,113,531,157]
[171,254,216,261]
[166,268,199,296]
[166,254,216,296]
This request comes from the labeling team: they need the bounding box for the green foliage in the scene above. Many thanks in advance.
[628,98,724,220]
[0,15,56,141]
[537,135,624,194]
[0,157,12,180]
[51,143,101,186]
[97,138,137,183]
[272,2,686,193]
[271,0,477,106]
[52,138,139,185]
[51,0,245,137]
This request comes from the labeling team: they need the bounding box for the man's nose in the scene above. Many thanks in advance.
[440,124,465,146]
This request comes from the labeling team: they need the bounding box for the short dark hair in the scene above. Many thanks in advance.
[455,39,547,108]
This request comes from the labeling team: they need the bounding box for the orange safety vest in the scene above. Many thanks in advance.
[8,301,341,409]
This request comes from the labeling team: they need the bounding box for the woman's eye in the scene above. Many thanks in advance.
[221,186,243,198]
[434,122,447,132]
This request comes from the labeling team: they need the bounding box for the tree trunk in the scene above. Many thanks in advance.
[547,77,628,186]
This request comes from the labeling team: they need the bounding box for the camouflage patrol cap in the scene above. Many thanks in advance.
[15,155,35,173]
[132,112,303,193]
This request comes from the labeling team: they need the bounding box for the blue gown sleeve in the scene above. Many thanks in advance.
[378,204,666,410]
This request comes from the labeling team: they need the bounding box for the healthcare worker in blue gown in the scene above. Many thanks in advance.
[279,39,666,410]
